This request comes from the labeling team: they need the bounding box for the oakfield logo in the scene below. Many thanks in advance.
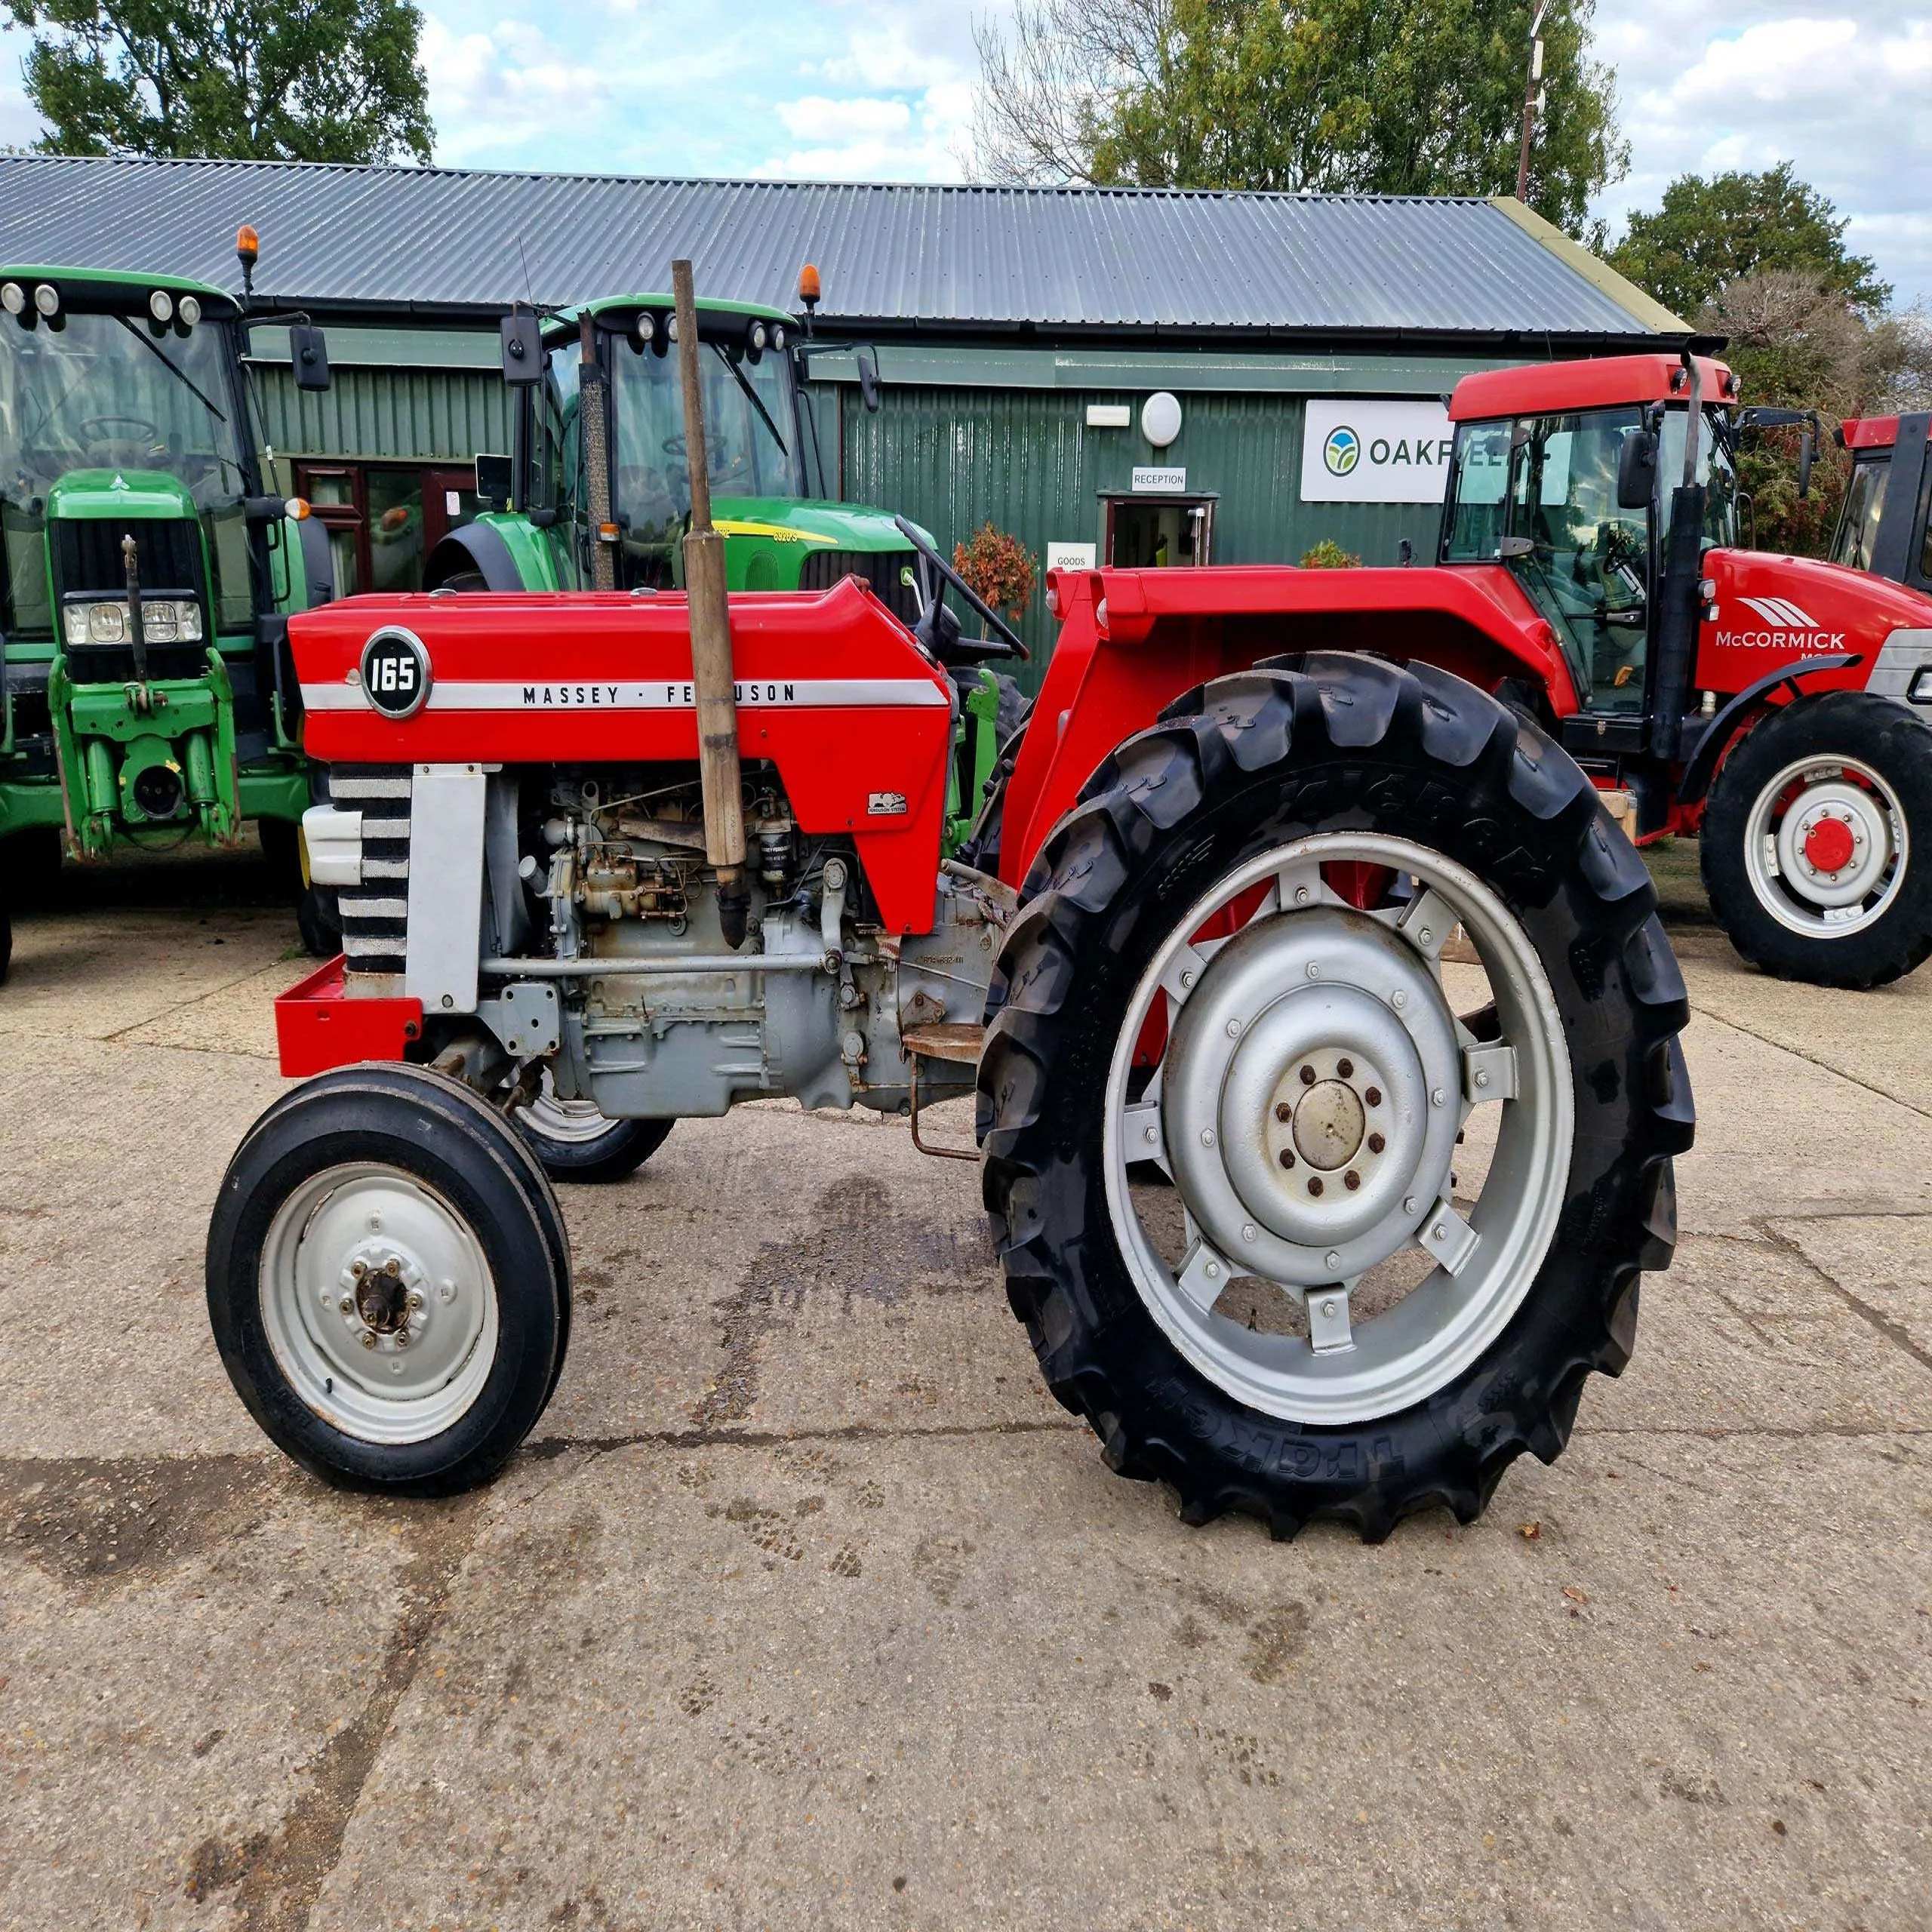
[1323,426,1361,477]
[1738,595,1822,629]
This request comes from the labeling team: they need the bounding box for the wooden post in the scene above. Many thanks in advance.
[672,259,749,946]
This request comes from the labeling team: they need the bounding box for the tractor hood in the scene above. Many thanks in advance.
[710,499,922,553]
[45,469,199,523]
[1708,547,1932,657]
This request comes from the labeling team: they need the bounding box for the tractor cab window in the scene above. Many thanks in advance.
[611,334,805,568]
[1659,408,1740,552]
[1829,455,1889,571]
[1497,408,1651,715]
[0,309,251,639]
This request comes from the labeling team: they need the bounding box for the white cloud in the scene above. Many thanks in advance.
[1592,2,1932,306]
[776,95,912,143]
[418,14,614,161]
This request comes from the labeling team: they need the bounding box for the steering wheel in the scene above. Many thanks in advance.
[893,515,1029,661]
[79,414,163,445]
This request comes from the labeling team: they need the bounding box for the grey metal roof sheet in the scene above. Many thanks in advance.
[0,154,1663,340]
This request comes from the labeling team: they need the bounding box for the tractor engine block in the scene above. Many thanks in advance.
[319,760,1001,1125]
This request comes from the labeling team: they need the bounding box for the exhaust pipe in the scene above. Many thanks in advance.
[672,258,750,948]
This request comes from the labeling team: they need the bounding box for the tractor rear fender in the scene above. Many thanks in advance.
[1677,652,1864,808]
[425,516,555,593]
[998,563,1577,888]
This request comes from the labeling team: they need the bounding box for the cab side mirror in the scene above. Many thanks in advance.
[1617,429,1658,510]
[855,346,881,414]
[1798,423,1816,500]
[501,312,543,387]
[474,453,513,509]
[288,324,330,392]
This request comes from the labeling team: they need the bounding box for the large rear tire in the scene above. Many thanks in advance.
[1701,690,1932,989]
[207,1063,571,1496]
[979,654,1694,1540]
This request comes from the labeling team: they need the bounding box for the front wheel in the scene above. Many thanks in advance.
[207,1063,570,1496]
[979,654,1694,1540]
[512,1068,673,1183]
[1702,690,1932,989]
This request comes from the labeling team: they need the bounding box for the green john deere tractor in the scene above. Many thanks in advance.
[423,287,1026,854]
[0,260,337,979]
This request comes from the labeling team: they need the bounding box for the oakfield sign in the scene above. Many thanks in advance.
[1301,399,1456,504]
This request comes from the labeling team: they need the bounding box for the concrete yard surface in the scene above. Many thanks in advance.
[0,847,1927,1930]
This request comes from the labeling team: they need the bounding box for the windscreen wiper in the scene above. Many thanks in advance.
[710,342,786,454]
[114,315,229,423]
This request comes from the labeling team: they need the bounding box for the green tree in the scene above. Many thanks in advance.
[4,0,433,163]
[971,0,1626,237]
[1700,270,1930,555]
[1607,164,1889,319]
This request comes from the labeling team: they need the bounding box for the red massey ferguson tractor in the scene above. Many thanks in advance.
[204,321,1742,1542]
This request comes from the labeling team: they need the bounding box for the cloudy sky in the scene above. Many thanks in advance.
[2,1,1928,306]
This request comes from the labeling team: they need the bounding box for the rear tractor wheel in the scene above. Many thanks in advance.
[207,1063,571,1496]
[980,654,1694,1539]
[1701,689,1932,989]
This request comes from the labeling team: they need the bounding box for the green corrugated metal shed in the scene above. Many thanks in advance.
[2,158,1686,685]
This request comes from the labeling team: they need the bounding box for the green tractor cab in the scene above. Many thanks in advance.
[426,288,1021,852]
[0,261,335,971]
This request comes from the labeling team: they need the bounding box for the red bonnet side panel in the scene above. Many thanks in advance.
[291,580,952,934]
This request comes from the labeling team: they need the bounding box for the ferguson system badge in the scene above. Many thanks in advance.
[359,626,432,719]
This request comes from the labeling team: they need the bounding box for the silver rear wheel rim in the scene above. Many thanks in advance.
[260,1162,500,1444]
[1743,754,1906,939]
[1102,832,1574,1426]
[516,1069,617,1146]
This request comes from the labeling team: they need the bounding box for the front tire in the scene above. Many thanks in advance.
[979,654,1694,1540]
[207,1063,570,1496]
[1701,690,1932,989]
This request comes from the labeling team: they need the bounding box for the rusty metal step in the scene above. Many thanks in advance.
[902,1022,983,1065]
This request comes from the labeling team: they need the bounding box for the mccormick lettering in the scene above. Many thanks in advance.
[1714,631,1847,651]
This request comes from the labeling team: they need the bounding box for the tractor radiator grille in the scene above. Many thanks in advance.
[50,515,209,684]
[330,764,411,978]
[797,547,921,626]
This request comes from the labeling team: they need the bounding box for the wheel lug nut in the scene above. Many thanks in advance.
[359,1331,376,1349]
[1275,1102,1293,1123]
[1307,1177,1324,1197]
[408,1291,423,1310]
[1337,1057,1354,1078]
[1365,1087,1383,1108]
[1300,1066,1316,1087]
[1367,1132,1386,1154]
[351,1260,367,1278]
[340,1294,354,1312]
[1344,1170,1361,1191]
[1278,1148,1296,1169]
[1431,1088,1446,1107]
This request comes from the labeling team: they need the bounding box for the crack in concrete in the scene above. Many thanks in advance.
[180,1496,482,1932]
[1755,1220,1932,1380]
[95,955,297,1044]
[1689,1004,1932,1124]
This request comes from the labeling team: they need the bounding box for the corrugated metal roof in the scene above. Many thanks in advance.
[0,154,1668,340]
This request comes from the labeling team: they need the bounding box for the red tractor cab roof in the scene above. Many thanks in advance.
[1449,353,1738,423]
[1841,415,1900,451]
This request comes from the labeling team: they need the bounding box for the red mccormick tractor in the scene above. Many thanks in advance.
[1828,411,1932,594]
[1423,359,1932,990]
[205,281,1695,1540]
